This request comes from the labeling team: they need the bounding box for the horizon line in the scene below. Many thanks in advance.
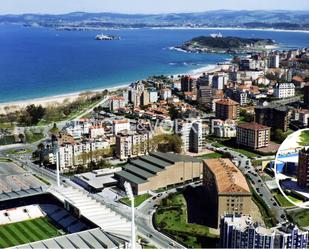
[1,9,309,16]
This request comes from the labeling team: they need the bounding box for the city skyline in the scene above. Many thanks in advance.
[0,0,309,15]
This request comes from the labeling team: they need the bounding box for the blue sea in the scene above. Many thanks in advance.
[0,25,308,103]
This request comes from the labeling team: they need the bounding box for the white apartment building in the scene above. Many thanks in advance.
[148,88,158,103]
[109,96,126,111]
[115,131,151,160]
[212,72,228,90]
[273,83,295,99]
[176,119,207,153]
[113,119,130,135]
[49,140,110,172]
[211,119,236,138]
[160,88,172,100]
[89,126,105,139]
[64,120,93,139]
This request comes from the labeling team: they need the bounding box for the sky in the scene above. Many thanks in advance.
[0,0,308,15]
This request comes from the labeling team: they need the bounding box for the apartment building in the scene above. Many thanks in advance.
[203,158,252,228]
[220,214,308,249]
[211,119,236,138]
[236,122,271,149]
[112,119,130,135]
[215,98,240,120]
[273,83,295,99]
[115,131,151,160]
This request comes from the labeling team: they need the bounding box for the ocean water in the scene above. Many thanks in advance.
[0,25,308,103]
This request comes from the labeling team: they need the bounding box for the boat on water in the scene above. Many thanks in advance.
[95,34,120,40]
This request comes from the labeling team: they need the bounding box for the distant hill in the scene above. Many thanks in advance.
[178,36,277,53]
[0,10,308,30]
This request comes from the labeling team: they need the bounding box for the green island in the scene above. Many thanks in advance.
[178,36,276,54]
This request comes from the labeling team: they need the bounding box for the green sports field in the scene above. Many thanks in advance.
[0,217,62,248]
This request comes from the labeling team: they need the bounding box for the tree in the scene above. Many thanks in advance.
[168,106,181,120]
[49,123,59,135]
[25,104,46,125]
[18,133,25,143]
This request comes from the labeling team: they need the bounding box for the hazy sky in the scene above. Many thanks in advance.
[1,0,308,14]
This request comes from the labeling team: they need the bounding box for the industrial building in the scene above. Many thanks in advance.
[114,152,202,195]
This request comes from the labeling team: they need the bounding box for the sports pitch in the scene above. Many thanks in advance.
[0,217,62,248]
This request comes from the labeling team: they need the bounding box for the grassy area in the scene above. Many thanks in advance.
[274,193,302,207]
[0,217,62,248]
[0,122,14,129]
[288,210,309,228]
[0,135,16,145]
[299,130,309,146]
[25,132,44,143]
[6,149,32,155]
[33,174,51,186]
[249,185,276,228]
[154,193,218,248]
[211,140,260,158]
[0,158,12,162]
[120,193,151,207]
[196,152,223,160]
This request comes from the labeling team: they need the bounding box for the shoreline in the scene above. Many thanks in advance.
[151,26,309,34]
[0,63,224,114]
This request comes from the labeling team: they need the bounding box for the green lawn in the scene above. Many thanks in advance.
[196,152,223,159]
[299,130,309,146]
[211,141,259,158]
[120,193,151,207]
[0,158,12,162]
[6,149,32,155]
[289,210,309,228]
[0,217,62,248]
[274,193,302,207]
[154,193,218,248]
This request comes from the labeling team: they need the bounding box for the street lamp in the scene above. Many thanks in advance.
[55,148,61,187]
[124,181,136,249]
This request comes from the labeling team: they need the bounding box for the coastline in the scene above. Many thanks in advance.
[151,26,309,34]
[0,63,224,114]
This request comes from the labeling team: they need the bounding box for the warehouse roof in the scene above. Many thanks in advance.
[114,152,200,185]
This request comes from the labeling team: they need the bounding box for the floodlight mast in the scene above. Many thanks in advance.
[56,149,60,187]
[124,182,135,249]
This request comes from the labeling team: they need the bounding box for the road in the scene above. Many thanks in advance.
[206,144,287,224]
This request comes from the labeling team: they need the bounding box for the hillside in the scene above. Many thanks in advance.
[177,36,277,53]
[0,10,308,30]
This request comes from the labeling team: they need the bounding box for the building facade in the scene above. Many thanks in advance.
[273,83,295,99]
[236,122,271,149]
[115,152,202,195]
[220,214,308,249]
[215,98,240,121]
[211,119,237,138]
[255,105,291,132]
[115,131,151,160]
[297,147,309,189]
[203,159,252,227]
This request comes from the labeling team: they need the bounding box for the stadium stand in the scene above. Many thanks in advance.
[40,204,88,233]
[0,205,44,225]
[49,186,131,238]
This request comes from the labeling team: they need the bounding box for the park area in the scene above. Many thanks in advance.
[288,209,309,228]
[0,217,62,248]
[120,193,151,207]
[154,193,218,248]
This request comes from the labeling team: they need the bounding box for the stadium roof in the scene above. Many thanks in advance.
[13,228,128,249]
[114,152,200,185]
[0,187,46,202]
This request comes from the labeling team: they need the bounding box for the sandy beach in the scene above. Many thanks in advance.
[0,64,224,114]
[0,84,128,114]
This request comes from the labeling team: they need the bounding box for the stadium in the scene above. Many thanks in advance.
[0,161,132,248]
